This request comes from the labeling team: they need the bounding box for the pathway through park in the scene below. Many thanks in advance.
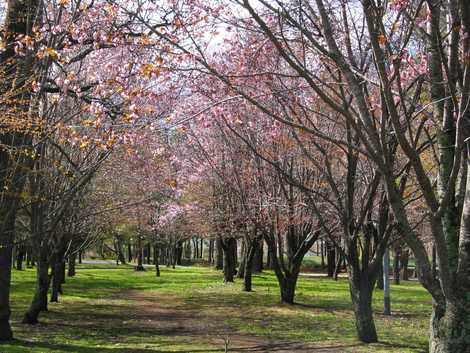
[128,290,359,353]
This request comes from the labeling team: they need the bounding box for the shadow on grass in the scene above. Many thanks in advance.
[11,339,222,353]
[378,340,427,352]
[9,265,430,353]
[236,342,362,352]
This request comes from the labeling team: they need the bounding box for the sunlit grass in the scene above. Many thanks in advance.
[4,263,431,353]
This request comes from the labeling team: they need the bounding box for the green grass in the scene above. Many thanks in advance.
[300,255,323,271]
[3,264,431,353]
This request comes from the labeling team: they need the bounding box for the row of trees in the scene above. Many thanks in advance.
[0,0,178,340]
[1,1,469,353]
[159,1,470,351]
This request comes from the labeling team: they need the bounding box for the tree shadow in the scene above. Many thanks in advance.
[10,339,223,353]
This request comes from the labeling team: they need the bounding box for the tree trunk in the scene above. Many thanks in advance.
[175,241,183,266]
[393,246,401,285]
[327,243,335,277]
[16,246,25,270]
[68,253,76,277]
[152,244,157,265]
[222,238,236,283]
[232,238,238,267]
[50,257,63,303]
[116,238,126,264]
[349,272,378,343]
[135,236,145,271]
[252,240,263,272]
[266,245,272,269]
[243,240,258,292]
[154,245,160,277]
[192,238,198,259]
[172,245,177,269]
[429,299,470,353]
[127,242,132,263]
[383,248,391,315]
[78,250,83,264]
[146,243,151,264]
[333,252,343,280]
[0,222,14,339]
[280,275,298,304]
[427,147,470,353]
[22,253,50,324]
[166,247,171,267]
[376,258,384,290]
[208,239,214,264]
[26,248,33,268]
[238,240,246,279]
[215,237,223,270]
[265,228,319,304]
[401,250,409,281]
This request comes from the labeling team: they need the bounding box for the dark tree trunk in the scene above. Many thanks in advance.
[252,240,263,273]
[333,252,343,280]
[208,239,214,264]
[175,241,183,266]
[376,259,384,290]
[127,242,132,263]
[78,250,83,264]
[26,248,33,268]
[243,240,258,292]
[349,271,378,343]
[393,246,401,285]
[400,250,409,281]
[321,241,325,268]
[16,245,25,270]
[68,253,76,277]
[280,275,298,304]
[266,245,272,269]
[265,228,319,304]
[146,243,151,264]
[135,236,145,271]
[350,275,378,343]
[166,247,171,267]
[326,243,335,277]
[116,238,126,264]
[22,252,50,324]
[215,237,223,270]
[152,244,157,265]
[222,238,237,283]
[154,245,160,277]
[60,259,65,285]
[50,256,64,303]
[265,236,300,304]
[183,241,190,259]
[0,223,14,339]
[172,245,177,269]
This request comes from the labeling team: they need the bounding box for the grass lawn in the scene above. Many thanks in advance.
[3,264,431,353]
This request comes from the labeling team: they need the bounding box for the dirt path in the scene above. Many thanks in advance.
[127,290,359,353]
